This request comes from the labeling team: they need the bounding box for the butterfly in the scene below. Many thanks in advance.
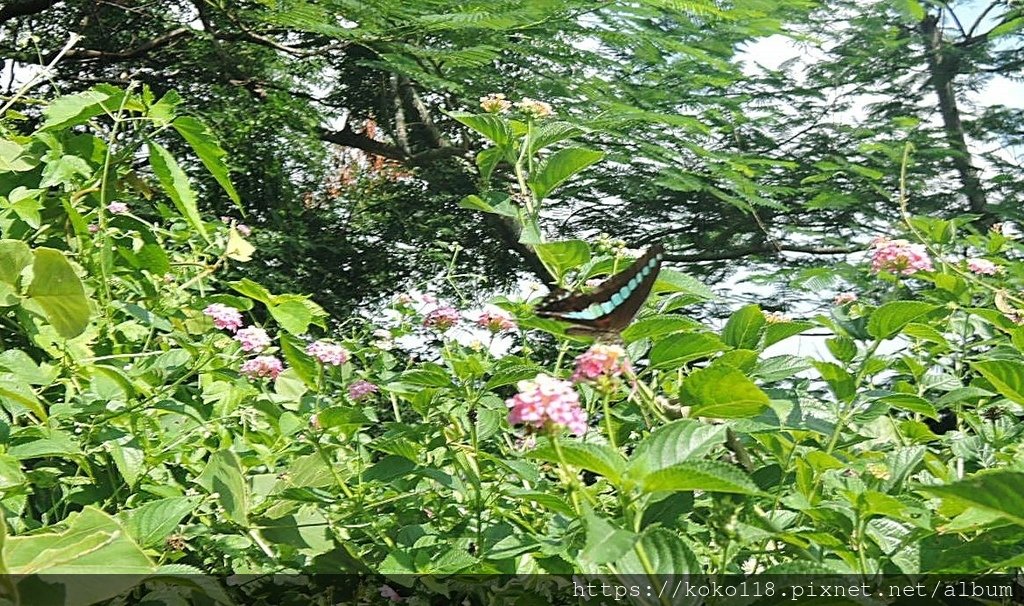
[535,243,665,337]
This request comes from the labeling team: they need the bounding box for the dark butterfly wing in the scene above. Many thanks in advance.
[537,243,664,333]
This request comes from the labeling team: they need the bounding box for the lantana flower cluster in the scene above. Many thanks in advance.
[506,374,588,436]
[475,307,517,333]
[306,341,349,366]
[869,237,933,275]
[572,344,631,384]
[478,93,553,119]
[203,304,284,380]
[967,258,1000,275]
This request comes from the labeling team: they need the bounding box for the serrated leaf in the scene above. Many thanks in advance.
[867,301,940,340]
[627,419,727,478]
[527,438,626,484]
[640,460,763,495]
[971,359,1024,405]
[172,116,240,205]
[876,393,939,420]
[195,450,247,526]
[40,88,114,131]
[811,360,856,401]
[762,321,815,348]
[680,365,770,418]
[621,315,697,342]
[534,240,590,280]
[649,333,726,368]
[528,147,603,200]
[582,509,636,564]
[722,304,764,349]
[613,526,700,575]
[147,140,208,242]
[920,471,1024,527]
[123,497,201,548]
[449,112,513,146]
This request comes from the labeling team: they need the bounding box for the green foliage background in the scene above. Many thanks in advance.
[1,0,1024,603]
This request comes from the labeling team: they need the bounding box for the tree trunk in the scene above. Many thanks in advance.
[919,14,989,221]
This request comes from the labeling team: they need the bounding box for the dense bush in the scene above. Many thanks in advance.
[1,86,1022,604]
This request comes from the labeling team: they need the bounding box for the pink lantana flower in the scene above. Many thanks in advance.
[234,326,271,352]
[240,356,283,379]
[107,201,129,214]
[870,237,933,275]
[572,344,631,384]
[967,258,1000,275]
[347,379,379,401]
[506,374,588,436]
[833,292,858,305]
[475,307,517,333]
[203,303,244,333]
[306,341,349,366]
[423,306,460,331]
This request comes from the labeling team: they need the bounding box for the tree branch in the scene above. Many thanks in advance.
[664,243,857,263]
[43,27,193,63]
[318,125,465,166]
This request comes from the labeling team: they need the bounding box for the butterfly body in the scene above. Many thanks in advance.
[536,243,664,336]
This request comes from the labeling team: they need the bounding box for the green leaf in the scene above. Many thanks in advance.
[316,406,371,433]
[0,140,35,172]
[268,296,315,335]
[229,278,273,303]
[876,393,939,420]
[867,301,940,340]
[195,450,248,526]
[826,336,858,363]
[762,321,815,348]
[640,460,763,495]
[147,140,209,241]
[399,365,453,387]
[39,154,93,189]
[529,121,582,153]
[484,364,542,390]
[920,471,1024,527]
[654,269,714,298]
[971,359,1024,405]
[680,365,770,418]
[527,438,626,484]
[26,248,91,338]
[533,240,590,280]
[621,315,699,342]
[811,361,856,401]
[612,526,700,574]
[123,497,201,548]
[649,333,726,368]
[0,240,32,287]
[989,16,1024,39]
[40,87,115,131]
[722,304,765,349]
[0,381,47,420]
[5,507,154,578]
[449,113,513,146]
[475,147,504,182]
[899,0,925,20]
[172,116,241,205]
[459,194,517,217]
[528,147,604,200]
[626,419,727,478]
[582,509,636,564]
